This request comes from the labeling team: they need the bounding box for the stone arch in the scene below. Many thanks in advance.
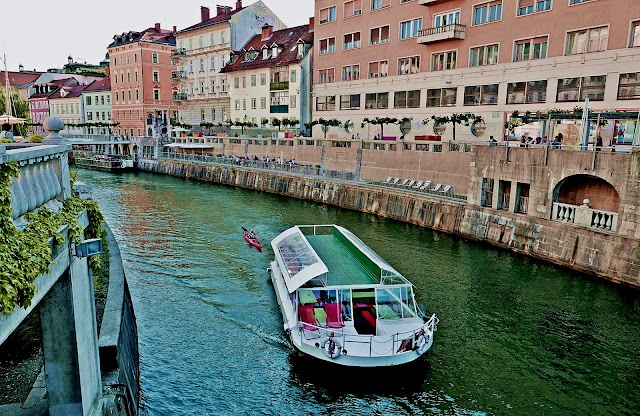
[553,174,619,212]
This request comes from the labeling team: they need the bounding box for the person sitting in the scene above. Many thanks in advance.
[0,124,15,142]
[248,229,258,240]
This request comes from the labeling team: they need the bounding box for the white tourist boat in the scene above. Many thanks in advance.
[269,224,439,367]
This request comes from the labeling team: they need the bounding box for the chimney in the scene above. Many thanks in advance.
[261,24,273,40]
[236,0,242,10]
[308,17,314,32]
[155,22,161,31]
[217,5,225,16]
[201,6,210,22]
[173,26,177,33]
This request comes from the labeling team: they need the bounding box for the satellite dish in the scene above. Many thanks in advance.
[433,122,446,135]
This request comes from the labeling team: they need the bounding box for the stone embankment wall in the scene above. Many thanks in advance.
[139,159,640,288]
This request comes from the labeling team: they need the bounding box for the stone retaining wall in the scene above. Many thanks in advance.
[139,159,640,288]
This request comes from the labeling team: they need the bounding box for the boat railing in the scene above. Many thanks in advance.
[296,313,438,357]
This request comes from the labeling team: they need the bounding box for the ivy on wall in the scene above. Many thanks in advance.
[0,161,104,314]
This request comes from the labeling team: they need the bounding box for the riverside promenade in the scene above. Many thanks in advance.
[131,135,640,288]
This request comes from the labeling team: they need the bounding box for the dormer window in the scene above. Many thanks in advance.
[272,45,278,58]
[262,47,269,59]
[297,42,305,57]
[113,36,118,45]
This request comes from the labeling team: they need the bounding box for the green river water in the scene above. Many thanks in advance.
[80,169,640,416]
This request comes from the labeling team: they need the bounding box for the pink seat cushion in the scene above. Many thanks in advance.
[361,310,376,328]
[324,303,344,328]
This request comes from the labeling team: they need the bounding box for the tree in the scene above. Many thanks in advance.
[233,120,257,135]
[281,117,291,130]
[361,117,399,140]
[271,117,282,132]
[314,117,341,139]
[423,113,483,141]
[0,89,31,136]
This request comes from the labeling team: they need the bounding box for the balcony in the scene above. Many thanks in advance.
[171,70,187,79]
[172,48,186,57]
[419,0,453,4]
[552,202,618,233]
[270,105,289,114]
[270,81,289,91]
[417,24,465,44]
[172,93,188,101]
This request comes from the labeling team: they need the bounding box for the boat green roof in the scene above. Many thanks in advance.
[271,225,409,293]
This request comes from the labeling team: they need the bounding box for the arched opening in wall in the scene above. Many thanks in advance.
[553,175,619,213]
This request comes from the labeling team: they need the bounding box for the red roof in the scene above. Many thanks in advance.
[221,24,313,74]
[108,25,175,48]
[48,84,86,100]
[0,71,42,88]
[29,78,79,99]
[177,8,241,34]
[84,78,111,92]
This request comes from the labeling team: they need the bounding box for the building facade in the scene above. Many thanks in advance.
[173,0,286,133]
[48,84,87,135]
[29,78,79,135]
[312,0,640,141]
[82,78,112,135]
[221,23,314,131]
[108,23,177,138]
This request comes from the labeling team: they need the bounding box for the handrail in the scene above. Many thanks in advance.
[418,23,466,37]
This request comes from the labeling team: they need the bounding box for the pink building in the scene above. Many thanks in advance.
[313,0,640,141]
[108,23,177,138]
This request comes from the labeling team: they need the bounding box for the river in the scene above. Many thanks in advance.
[79,169,640,416]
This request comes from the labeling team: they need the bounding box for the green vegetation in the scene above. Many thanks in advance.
[0,89,31,137]
[0,161,104,314]
[28,135,44,144]
[423,113,484,141]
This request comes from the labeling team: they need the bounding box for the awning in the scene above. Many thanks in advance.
[179,144,216,149]
[271,227,328,293]
[163,143,184,147]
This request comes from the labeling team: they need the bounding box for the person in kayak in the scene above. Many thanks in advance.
[248,229,258,240]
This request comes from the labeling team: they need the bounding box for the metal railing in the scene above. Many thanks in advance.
[270,81,289,91]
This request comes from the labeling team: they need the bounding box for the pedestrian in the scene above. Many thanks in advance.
[596,135,603,151]
[0,124,15,142]
[556,132,563,148]
[355,132,360,140]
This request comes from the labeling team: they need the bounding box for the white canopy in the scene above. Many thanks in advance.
[171,127,191,132]
[271,227,328,293]
[0,114,25,125]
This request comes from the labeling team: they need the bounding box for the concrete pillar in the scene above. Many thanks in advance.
[39,254,102,416]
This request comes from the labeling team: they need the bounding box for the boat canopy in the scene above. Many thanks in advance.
[333,225,409,285]
[271,227,329,293]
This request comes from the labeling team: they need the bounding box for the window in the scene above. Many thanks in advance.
[153,71,159,82]
[398,56,420,75]
[221,31,226,43]
[291,70,296,82]
[343,32,361,50]
[473,1,502,25]
[506,80,547,104]
[342,65,360,81]
[570,0,593,3]
[316,96,336,111]
[365,92,388,109]
[290,95,296,108]
[432,51,457,71]
[200,59,205,71]
[86,96,92,105]
[243,77,246,88]
[557,76,606,101]
[368,60,388,78]
[631,21,640,47]
[426,88,457,107]
[251,75,256,86]
[566,26,608,55]
[482,178,494,208]
[319,38,336,54]
[87,112,93,121]
[433,10,460,27]
[464,84,499,105]
[394,90,421,108]
[344,0,362,17]
[261,74,266,85]
[135,89,139,100]
[126,55,130,64]
[514,36,548,61]
[517,0,551,15]
[235,100,240,110]
[319,68,335,84]
[211,57,216,70]
[399,18,422,40]
[470,44,499,66]
[100,96,104,105]
[340,94,361,110]
[618,72,640,99]
[154,89,160,100]
[128,90,132,100]
[199,36,204,48]
[261,97,267,108]
[234,78,240,88]
[371,0,390,11]
[134,71,138,82]
[152,53,158,64]
[319,6,336,24]
[200,82,205,94]
[242,99,246,110]
[211,33,216,45]
[370,26,390,45]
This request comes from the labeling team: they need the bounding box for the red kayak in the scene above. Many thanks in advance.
[243,229,262,250]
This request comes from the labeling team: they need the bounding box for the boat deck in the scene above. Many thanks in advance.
[306,235,378,286]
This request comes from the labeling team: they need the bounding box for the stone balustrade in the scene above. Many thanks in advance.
[552,202,618,233]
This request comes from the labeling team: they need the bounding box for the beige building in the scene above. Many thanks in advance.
[221,23,314,130]
[173,1,285,133]
[313,0,640,141]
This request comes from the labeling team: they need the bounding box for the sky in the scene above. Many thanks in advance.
[0,0,314,72]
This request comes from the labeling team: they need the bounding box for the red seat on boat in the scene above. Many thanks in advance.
[361,310,376,328]
[298,304,318,331]
[324,303,344,328]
